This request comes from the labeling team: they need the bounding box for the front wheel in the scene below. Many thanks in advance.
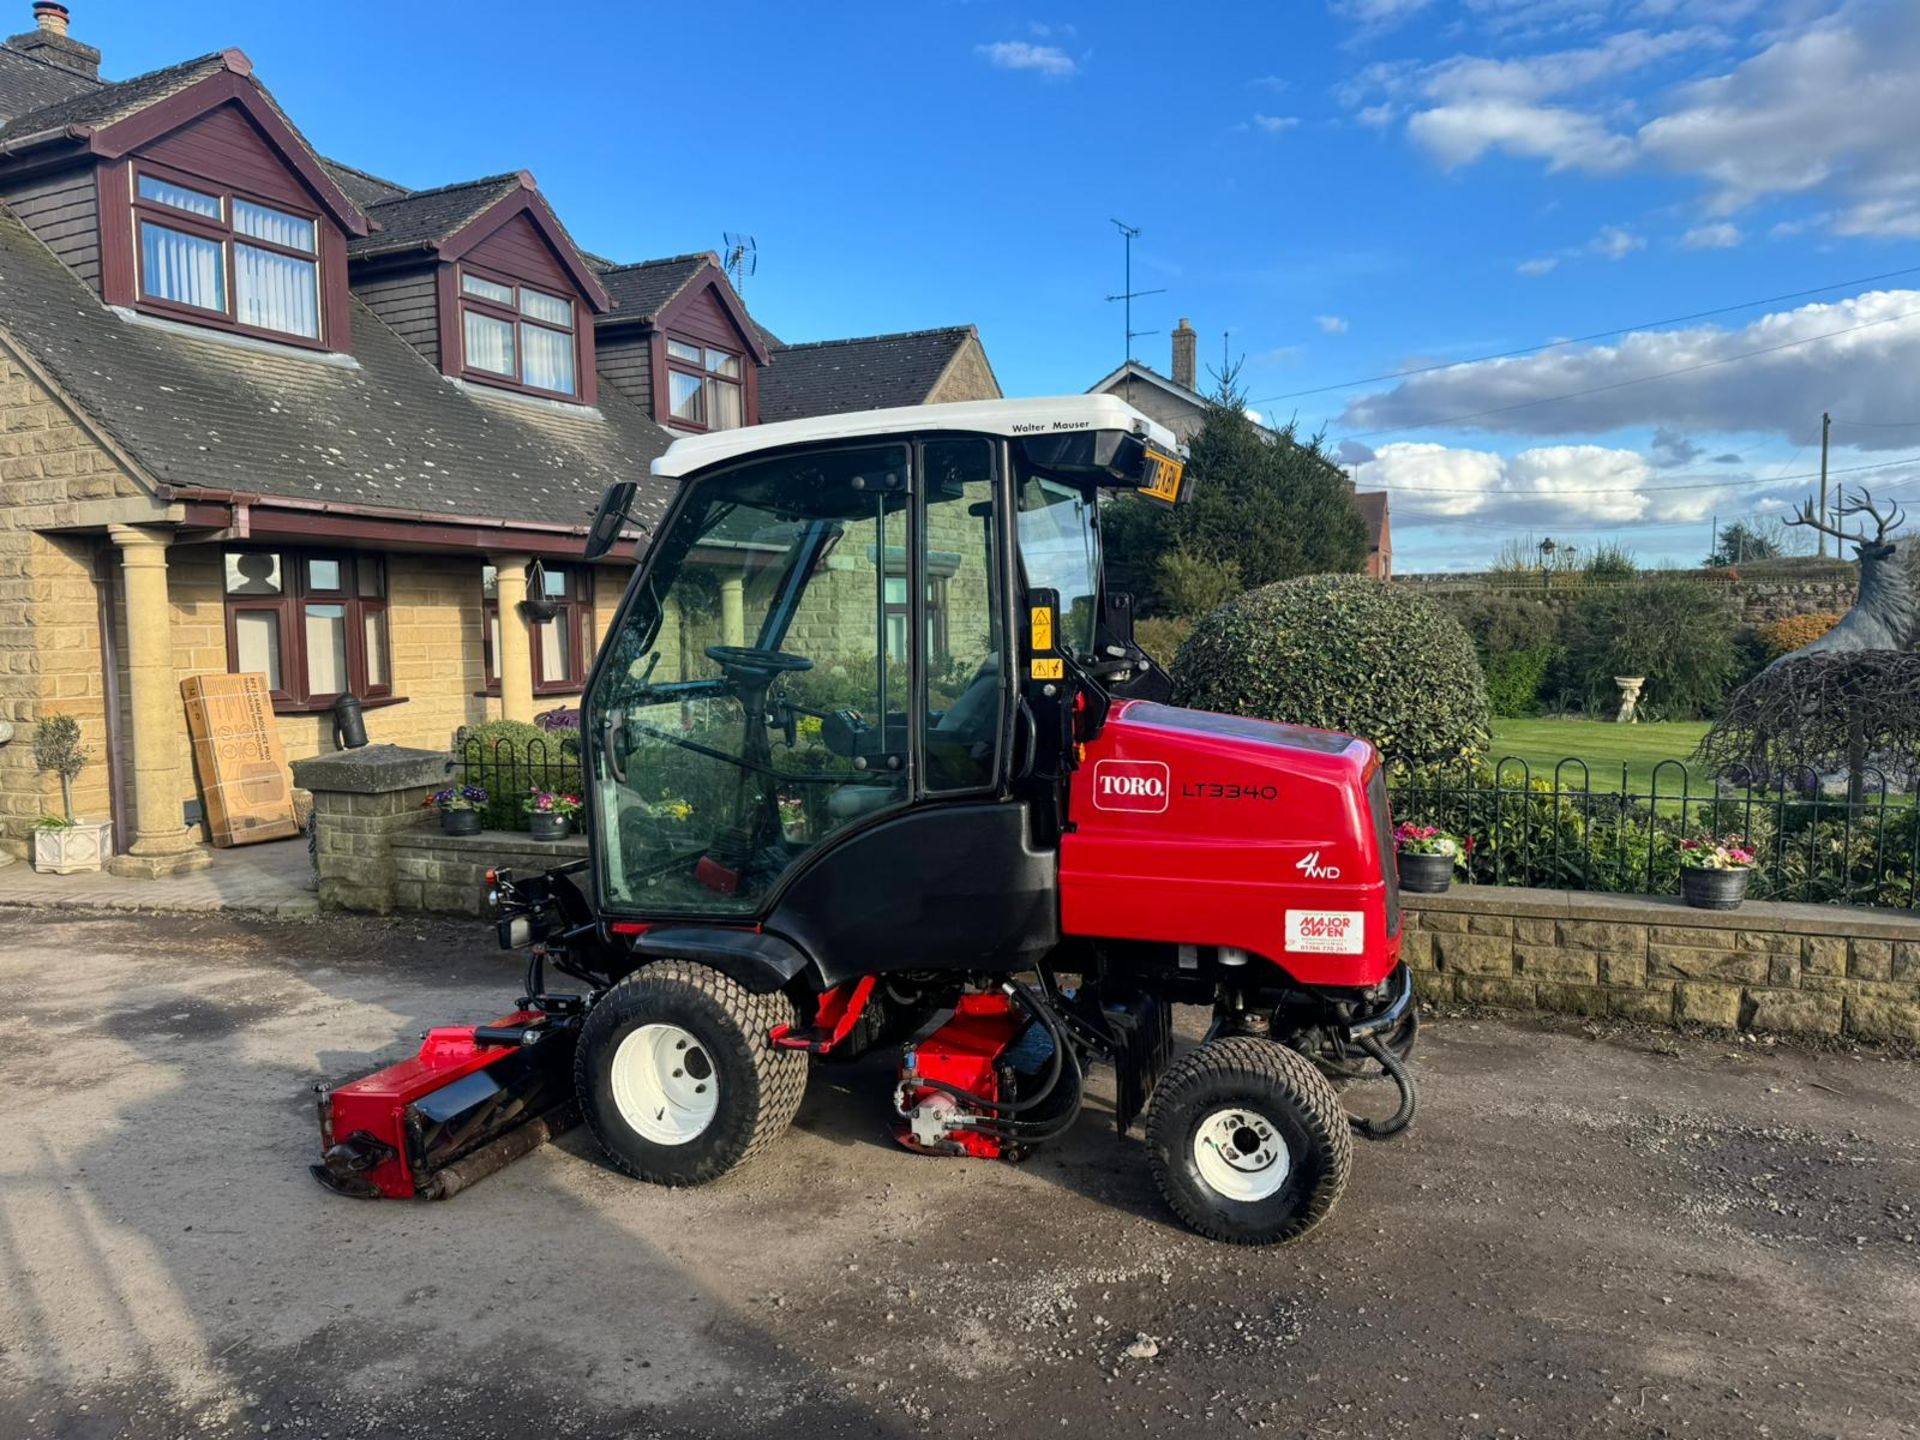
[1146,1036,1352,1245]
[575,961,808,1186]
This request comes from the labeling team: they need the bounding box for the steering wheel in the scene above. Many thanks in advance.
[704,645,814,680]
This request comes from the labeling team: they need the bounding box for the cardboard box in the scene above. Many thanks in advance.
[180,673,302,847]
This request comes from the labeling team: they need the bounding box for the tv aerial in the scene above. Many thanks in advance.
[722,233,758,293]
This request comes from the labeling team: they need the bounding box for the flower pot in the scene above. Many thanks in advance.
[1396,850,1454,894]
[528,812,572,842]
[31,819,112,874]
[440,808,482,837]
[1681,864,1748,911]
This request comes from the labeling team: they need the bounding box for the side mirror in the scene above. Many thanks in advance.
[583,480,640,560]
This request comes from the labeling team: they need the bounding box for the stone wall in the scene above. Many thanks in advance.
[1405,886,1920,1041]
[1392,569,1857,631]
[0,349,146,854]
[391,828,589,914]
[926,335,1002,406]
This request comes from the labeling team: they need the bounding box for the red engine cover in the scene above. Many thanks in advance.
[1060,700,1400,989]
[895,993,1024,1160]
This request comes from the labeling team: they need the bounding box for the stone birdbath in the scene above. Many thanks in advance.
[1614,676,1645,724]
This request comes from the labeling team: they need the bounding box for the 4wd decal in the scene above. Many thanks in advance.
[1295,851,1342,880]
[1091,759,1170,813]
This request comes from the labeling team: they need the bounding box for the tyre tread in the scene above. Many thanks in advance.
[1146,1035,1353,1245]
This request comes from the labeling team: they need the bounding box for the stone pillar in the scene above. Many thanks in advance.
[719,575,746,647]
[106,525,209,877]
[1171,317,1198,392]
[291,744,449,913]
[491,552,536,724]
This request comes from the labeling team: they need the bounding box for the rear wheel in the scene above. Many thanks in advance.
[576,961,808,1185]
[1146,1036,1351,1245]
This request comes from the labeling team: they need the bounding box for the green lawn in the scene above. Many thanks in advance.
[1488,717,1712,793]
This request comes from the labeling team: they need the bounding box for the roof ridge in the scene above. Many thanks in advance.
[777,326,974,352]
[321,155,409,192]
[364,171,520,207]
[597,251,714,274]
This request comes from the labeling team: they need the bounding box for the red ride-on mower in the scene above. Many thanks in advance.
[312,396,1417,1244]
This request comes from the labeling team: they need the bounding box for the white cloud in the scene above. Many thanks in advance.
[1650,425,1704,467]
[1680,221,1742,248]
[1590,224,1645,259]
[1027,21,1077,39]
[1352,440,1735,526]
[975,41,1078,78]
[1250,75,1290,93]
[1317,314,1351,334]
[1253,113,1301,134]
[1331,0,1434,34]
[1341,288,1920,448]
[1356,103,1397,128]
[1407,98,1635,171]
[1517,256,1560,276]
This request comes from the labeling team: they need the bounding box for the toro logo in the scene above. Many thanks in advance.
[1092,759,1170,813]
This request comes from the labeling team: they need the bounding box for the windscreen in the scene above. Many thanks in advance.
[1013,470,1100,660]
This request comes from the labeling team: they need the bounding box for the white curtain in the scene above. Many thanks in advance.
[464,310,516,377]
[234,200,314,253]
[522,324,576,395]
[236,244,318,338]
[140,222,224,311]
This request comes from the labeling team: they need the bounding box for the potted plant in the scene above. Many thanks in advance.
[30,714,111,874]
[526,787,582,841]
[1393,821,1460,894]
[425,784,489,836]
[1678,834,1754,910]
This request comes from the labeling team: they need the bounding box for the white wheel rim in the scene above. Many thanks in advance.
[1192,1107,1290,1202]
[610,1023,720,1146]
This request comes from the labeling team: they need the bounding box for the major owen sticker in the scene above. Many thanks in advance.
[1091,759,1170,813]
[1285,910,1365,955]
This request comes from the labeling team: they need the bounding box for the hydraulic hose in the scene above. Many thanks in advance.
[1349,1033,1418,1140]
[912,979,1067,1117]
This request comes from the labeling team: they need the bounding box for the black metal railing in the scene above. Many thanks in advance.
[1385,754,1920,910]
[454,734,585,831]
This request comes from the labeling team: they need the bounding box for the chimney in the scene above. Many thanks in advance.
[1171,317,1197,392]
[4,2,100,78]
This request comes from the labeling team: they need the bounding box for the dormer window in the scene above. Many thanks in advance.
[458,267,578,398]
[133,166,322,342]
[666,339,744,431]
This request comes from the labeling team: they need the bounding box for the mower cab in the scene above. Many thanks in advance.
[314,395,1416,1245]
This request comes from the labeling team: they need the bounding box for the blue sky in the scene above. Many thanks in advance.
[65,0,1920,569]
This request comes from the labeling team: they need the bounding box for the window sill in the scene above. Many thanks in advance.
[473,688,584,700]
[271,695,409,717]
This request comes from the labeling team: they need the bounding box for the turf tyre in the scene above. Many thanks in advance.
[1146,1036,1352,1245]
[575,960,808,1185]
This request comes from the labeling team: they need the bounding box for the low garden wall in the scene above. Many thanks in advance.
[1393,569,1856,629]
[1404,885,1920,1041]
[391,829,587,914]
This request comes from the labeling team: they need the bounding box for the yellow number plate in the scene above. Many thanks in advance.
[1140,450,1185,505]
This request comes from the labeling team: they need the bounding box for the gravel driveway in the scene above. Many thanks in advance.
[2,910,1916,1439]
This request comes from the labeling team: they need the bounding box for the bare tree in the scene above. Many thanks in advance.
[1773,491,1914,666]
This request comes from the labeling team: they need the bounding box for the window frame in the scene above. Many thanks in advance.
[480,562,594,698]
[455,262,583,401]
[129,159,327,349]
[220,548,395,713]
[662,335,746,433]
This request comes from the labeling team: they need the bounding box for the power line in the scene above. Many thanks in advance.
[1338,306,1920,444]
[1244,262,1920,408]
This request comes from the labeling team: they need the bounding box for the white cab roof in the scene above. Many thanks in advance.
[651,395,1180,479]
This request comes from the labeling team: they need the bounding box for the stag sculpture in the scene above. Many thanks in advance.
[1769,491,1914,668]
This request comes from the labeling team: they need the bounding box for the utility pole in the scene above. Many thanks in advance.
[1104,219,1165,369]
[1710,513,1718,566]
[1818,411,1832,558]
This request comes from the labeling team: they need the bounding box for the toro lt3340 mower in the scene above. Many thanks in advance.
[313,395,1416,1244]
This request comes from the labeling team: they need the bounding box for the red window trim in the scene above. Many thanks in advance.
[125,157,334,352]
[221,548,398,714]
[480,563,593,698]
[661,334,746,433]
[452,261,589,404]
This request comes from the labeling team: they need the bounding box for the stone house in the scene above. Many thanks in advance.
[0,4,1001,872]
[1088,318,1393,578]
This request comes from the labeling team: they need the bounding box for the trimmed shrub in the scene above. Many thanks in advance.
[456,718,580,830]
[1173,574,1490,763]
[1443,593,1560,717]
[1757,610,1842,660]
[1561,578,1740,719]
